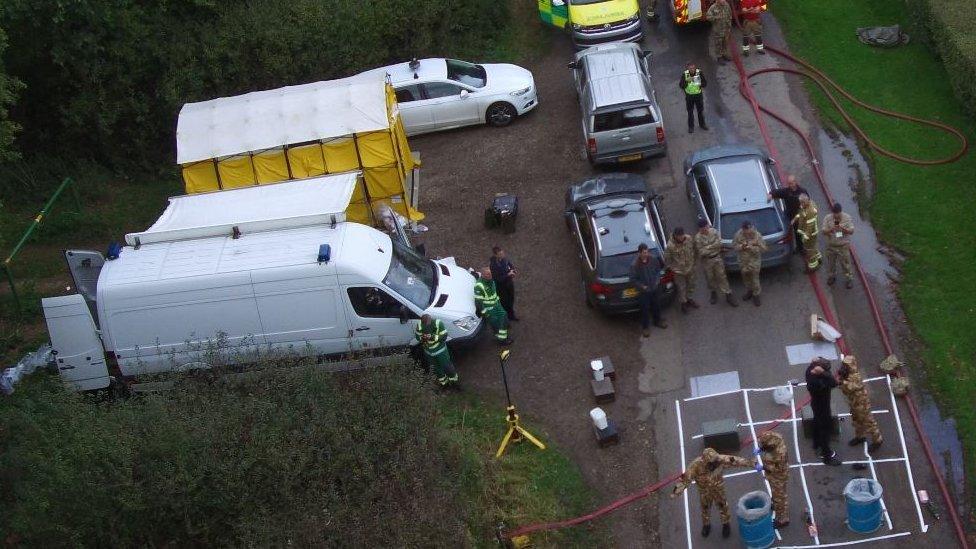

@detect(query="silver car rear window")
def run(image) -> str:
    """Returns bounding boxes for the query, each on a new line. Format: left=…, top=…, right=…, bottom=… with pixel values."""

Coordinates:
left=721, top=208, right=783, bottom=239
left=593, top=106, right=655, bottom=132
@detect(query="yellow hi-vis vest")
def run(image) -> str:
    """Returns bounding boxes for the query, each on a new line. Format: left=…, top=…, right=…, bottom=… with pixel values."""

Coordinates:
left=684, top=70, right=703, bottom=95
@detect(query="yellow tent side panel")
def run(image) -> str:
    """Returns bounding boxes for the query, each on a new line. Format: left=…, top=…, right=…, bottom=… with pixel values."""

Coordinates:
left=345, top=203, right=373, bottom=225
left=287, top=144, right=327, bottom=179
left=182, top=161, right=220, bottom=193
left=253, top=149, right=290, bottom=184
left=217, top=155, right=257, bottom=189
left=364, top=166, right=404, bottom=201
left=322, top=138, right=360, bottom=173
left=392, top=115, right=416, bottom=172
left=356, top=131, right=396, bottom=168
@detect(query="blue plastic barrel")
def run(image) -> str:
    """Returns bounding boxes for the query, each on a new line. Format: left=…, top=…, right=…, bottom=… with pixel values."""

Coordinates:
left=736, top=491, right=775, bottom=548
left=845, top=478, right=884, bottom=533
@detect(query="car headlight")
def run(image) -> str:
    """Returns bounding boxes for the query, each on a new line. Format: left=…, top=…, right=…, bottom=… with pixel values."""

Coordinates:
left=453, top=316, right=478, bottom=331
left=510, top=86, right=531, bottom=97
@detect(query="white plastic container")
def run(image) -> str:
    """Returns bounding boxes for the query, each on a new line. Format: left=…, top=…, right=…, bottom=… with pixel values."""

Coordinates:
left=590, top=407, right=609, bottom=430
left=591, top=359, right=605, bottom=381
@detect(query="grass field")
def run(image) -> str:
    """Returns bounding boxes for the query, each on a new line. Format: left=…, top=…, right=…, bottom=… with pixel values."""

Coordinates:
left=772, top=0, right=976, bottom=501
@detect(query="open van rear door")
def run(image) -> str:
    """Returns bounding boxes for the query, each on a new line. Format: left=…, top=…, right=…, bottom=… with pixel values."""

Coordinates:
left=42, top=294, right=110, bottom=391
left=64, top=250, right=104, bottom=322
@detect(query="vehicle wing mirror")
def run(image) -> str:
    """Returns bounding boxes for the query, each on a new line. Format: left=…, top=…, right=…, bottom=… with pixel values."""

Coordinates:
left=460, top=89, right=469, bottom=99
left=567, top=61, right=578, bottom=70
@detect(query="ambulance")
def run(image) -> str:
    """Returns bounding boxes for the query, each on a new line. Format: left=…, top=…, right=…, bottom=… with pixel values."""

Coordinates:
left=538, top=0, right=643, bottom=49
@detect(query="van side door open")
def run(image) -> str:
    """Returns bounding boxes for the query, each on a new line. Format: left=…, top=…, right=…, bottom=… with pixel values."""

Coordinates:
left=64, top=249, right=105, bottom=321
left=343, top=286, right=418, bottom=351
left=42, top=294, right=111, bottom=391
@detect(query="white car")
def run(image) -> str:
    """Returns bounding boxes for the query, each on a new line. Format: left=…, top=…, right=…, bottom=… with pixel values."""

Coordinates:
left=360, top=58, right=538, bottom=136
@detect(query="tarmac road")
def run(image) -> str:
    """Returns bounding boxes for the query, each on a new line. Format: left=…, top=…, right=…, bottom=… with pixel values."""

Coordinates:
left=410, top=9, right=964, bottom=548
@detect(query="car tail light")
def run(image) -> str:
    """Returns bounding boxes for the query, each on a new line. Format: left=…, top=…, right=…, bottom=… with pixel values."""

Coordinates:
left=660, top=269, right=675, bottom=285
left=589, top=282, right=612, bottom=296
left=656, top=127, right=665, bottom=143
left=587, top=138, right=597, bottom=155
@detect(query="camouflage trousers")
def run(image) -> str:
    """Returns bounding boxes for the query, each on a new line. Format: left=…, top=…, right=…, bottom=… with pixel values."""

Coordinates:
left=767, top=474, right=789, bottom=521
left=702, top=256, right=731, bottom=294
left=826, top=244, right=853, bottom=281
left=675, top=271, right=697, bottom=303
left=741, top=266, right=762, bottom=296
left=700, top=486, right=732, bottom=524
left=710, top=26, right=732, bottom=59
left=851, top=406, right=884, bottom=444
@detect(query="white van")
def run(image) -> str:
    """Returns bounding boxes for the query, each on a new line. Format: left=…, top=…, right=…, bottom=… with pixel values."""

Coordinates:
left=43, top=174, right=483, bottom=391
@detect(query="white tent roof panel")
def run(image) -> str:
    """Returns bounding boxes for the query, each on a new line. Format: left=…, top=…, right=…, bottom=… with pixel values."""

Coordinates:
left=176, top=73, right=390, bottom=164
left=126, top=172, right=360, bottom=246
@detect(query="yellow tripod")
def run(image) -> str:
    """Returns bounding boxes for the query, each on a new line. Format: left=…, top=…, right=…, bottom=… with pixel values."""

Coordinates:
left=495, top=350, right=546, bottom=459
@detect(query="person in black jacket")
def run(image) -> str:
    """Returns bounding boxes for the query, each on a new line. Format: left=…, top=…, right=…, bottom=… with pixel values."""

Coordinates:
left=630, top=243, right=668, bottom=337
left=679, top=62, right=708, bottom=133
left=489, top=246, right=518, bottom=321
left=768, top=174, right=808, bottom=254
left=805, top=358, right=842, bottom=466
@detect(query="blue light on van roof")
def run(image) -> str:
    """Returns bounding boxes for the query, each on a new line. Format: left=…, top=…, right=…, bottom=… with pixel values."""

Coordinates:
left=317, top=244, right=331, bottom=264
left=106, top=242, right=122, bottom=260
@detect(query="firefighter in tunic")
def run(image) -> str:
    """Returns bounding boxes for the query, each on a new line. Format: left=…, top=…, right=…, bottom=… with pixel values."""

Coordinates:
left=415, top=314, right=458, bottom=387
left=671, top=447, right=756, bottom=538
left=838, top=355, right=884, bottom=451
left=758, top=431, right=791, bottom=528
left=792, top=194, right=822, bottom=273
left=475, top=268, right=512, bottom=345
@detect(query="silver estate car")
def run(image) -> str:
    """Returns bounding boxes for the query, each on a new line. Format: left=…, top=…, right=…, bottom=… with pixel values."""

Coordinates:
left=569, top=42, right=667, bottom=165
left=684, top=145, right=794, bottom=271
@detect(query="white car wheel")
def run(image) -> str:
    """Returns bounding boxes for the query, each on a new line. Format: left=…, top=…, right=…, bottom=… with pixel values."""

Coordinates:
left=486, top=102, right=517, bottom=127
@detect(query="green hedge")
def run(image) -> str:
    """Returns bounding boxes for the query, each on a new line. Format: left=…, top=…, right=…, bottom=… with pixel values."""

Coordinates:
left=906, top=0, right=976, bottom=118
left=0, top=366, right=471, bottom=546
left=0, top=1, right=509, bottom=167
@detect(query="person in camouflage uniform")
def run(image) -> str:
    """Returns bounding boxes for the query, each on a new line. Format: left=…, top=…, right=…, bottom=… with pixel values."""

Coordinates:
left=758, top=431, right=790, bottom=528
left=665, top=227, right=699, bottom=313
left=838, top=355, right=884, bottom=452
left=821, top=202, right=855, bottom=288
left=671, top=447, right=756, bottom=538
left=694, top=219, right=737, bottom=306
left=705, top=0, right=733, bottom=63
left=733, top=220, right=767, bottom=306
left=793, top=194, right=822, bottom=273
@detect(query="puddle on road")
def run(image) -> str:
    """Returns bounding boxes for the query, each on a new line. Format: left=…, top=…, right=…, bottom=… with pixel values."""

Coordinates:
left=817, top=129, right=967, bottom=505
left=815, top=130, right=896, bottom=283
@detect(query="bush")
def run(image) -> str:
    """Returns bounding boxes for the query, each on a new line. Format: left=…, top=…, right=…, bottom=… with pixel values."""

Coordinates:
left=0, top=1, right=510, bottom=167
left=906, top=0, right=976, bottom=118
left=0, top=17, right=24, bottom=162
left=0, top=365, right=470, bottom=546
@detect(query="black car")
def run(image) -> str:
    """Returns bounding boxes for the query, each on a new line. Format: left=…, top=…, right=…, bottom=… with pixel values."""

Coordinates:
left=564, top=173, right=675, bottom=313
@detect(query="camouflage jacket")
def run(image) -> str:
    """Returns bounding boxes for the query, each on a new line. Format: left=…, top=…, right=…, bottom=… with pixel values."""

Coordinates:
left=706, top=0, right=732, bottom=27
left=694, top=227, right=723, bottom=260
left=732, top=228, right=767, bottom=270
left=759, top=432, right=789, bottom=480
left=673, top=452, right=754, bottom=495
left=665, top=236, right=697, bottom=274
left=822, top=212, right=854, bottom=247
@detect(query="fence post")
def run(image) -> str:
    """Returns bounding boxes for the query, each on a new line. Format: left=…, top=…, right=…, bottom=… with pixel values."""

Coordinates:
left=2, top=264, right=19, bottom=312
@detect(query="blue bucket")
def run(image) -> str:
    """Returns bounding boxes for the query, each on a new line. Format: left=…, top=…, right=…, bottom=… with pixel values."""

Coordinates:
left=844, top=478, right=884, bottom=533
left=736, top=491, right=775, bottom=549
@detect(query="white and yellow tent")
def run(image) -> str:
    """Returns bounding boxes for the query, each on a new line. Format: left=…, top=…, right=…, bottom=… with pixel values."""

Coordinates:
left=176, top=73, right=421, bottom=225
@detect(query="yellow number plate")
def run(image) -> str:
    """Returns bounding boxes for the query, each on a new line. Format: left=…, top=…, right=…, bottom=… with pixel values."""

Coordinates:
left=618, top=154, right=642, bottom=162
left=622, top=287, right=639, bottom=298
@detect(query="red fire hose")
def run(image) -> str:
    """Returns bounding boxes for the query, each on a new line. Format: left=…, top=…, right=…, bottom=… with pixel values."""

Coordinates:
left=502, top=15, right=970, bottom=545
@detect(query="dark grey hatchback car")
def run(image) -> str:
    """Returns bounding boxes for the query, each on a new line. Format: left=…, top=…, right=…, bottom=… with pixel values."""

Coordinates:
left=565, top=173, right=675, bottom=313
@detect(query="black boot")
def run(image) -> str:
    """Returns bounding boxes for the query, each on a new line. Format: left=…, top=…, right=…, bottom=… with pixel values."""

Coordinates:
left=710, top=291, right=718, bottom=304
left=726, top=293, right=738, bottom=307
left=701, top=523, right=711, bottom=537
left=848, top=437, right=866, bottom=447
left=722, top=523, right=731, bottom=538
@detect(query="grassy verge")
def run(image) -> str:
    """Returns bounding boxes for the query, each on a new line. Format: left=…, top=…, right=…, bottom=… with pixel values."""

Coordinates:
left=772, top=0, right=976, bottom=501
left=440, top=393, right=603, bottom=547
left=0, top=365, right=598, bottom=546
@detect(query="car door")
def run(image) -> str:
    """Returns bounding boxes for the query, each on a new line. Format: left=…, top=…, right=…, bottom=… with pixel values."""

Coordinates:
left=571, top=208, right=598, bottom=284
left=421, top=81, right=481, bottom=129
left=342, top=286, right=419, bottom=352
left=393, top=83, right=433, bottom=135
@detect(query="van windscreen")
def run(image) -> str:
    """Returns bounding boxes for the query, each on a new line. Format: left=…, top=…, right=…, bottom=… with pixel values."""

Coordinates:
left=593, top=106, right=655, bottom=132
left=384, top=240, right=436, bottom=309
